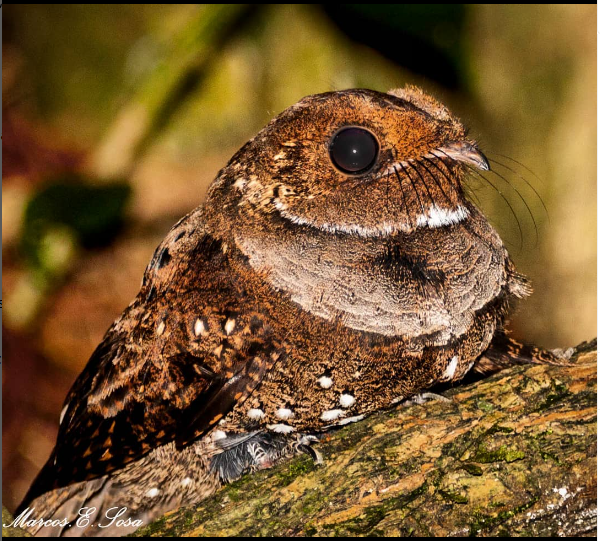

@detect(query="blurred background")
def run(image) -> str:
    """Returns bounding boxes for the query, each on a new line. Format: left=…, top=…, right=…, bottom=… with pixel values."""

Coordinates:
left=2, top=4, right=596, bottom=510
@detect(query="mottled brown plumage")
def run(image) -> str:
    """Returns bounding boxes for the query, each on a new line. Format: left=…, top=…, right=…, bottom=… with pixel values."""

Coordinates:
left=19, top=86, right=561, bottom=536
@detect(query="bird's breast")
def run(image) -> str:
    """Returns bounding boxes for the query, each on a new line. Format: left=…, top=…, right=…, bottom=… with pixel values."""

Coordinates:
left=236, top=204, right=509, bottom=344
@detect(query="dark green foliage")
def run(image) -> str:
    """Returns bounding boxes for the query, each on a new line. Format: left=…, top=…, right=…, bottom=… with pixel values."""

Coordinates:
left=322, top=4, right=468, bottom=89
left=21, top=178, right=131, bottom=271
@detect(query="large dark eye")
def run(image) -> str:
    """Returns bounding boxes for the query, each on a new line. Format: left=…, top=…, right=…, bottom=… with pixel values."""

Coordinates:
left=329, top=127, right=379, bottom=174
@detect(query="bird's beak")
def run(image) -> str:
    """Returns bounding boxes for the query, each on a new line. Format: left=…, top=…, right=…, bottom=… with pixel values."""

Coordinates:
left=435, top=142, right=490, bottom=171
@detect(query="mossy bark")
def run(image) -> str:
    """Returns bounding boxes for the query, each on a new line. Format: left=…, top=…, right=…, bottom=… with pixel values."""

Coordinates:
left=2, top=508, right=31, bottom=537
left=134, top=340, right=597, bottom=537
left=3, top=340, right=596, bottom=537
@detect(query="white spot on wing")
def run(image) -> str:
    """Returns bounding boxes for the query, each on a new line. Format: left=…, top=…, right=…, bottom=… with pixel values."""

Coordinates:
left=213, top=430, right=227, bottom=441
left=339, top=393, right=356, bottom=408
left=181, top=477, right=193, bottom=487
left=194, top=318, right=206, bottom=337
left=157, top=320, right=166, bottom=335
left=317, top=376, right=333, bottom=389
left=441, top=356, right=459, bottom=381
left=321, top=409, right=344, bottom=421
left=276, top=407, right=294, bottom=420
left=247, top=408, right=265, bottom=420
left=146, top=488, right=160, bottom=498
left=267, top=423, right=296, bottom=433
left=224, top=317, right=236, bottom=335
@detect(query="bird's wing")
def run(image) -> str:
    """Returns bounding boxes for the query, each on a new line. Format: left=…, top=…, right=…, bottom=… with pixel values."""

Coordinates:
left=474, top=329, right=569, bottom=375
left=20, top=228, right=280, bottom=507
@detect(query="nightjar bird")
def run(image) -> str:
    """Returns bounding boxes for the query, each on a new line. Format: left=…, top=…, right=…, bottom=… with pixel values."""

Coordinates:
left=18, top=86, right=562, bottom=536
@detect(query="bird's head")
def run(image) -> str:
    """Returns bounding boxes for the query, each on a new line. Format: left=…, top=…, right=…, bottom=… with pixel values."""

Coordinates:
left=207, top=86, right=489, bottom=238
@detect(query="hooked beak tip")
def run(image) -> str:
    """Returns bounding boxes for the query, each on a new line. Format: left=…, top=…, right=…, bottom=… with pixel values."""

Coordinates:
left=479, top=154, right=490, bottom=171
left=438, top=142, right=490, bottom=171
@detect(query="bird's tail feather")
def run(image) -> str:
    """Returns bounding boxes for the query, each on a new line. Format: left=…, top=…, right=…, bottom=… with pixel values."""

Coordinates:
left=474, top=329, right=574, bottom=375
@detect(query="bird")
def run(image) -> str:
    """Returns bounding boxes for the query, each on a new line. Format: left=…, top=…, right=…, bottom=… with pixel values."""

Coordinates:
left=17, top=85, right=563, bottom=536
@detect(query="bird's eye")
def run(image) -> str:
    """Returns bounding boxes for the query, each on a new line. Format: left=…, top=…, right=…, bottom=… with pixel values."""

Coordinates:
left=329, top=127, right=379, bottom=174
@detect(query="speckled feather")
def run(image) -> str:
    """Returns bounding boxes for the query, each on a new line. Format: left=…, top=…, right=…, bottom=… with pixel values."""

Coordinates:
left=19, top=86, right=558, bottom=537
